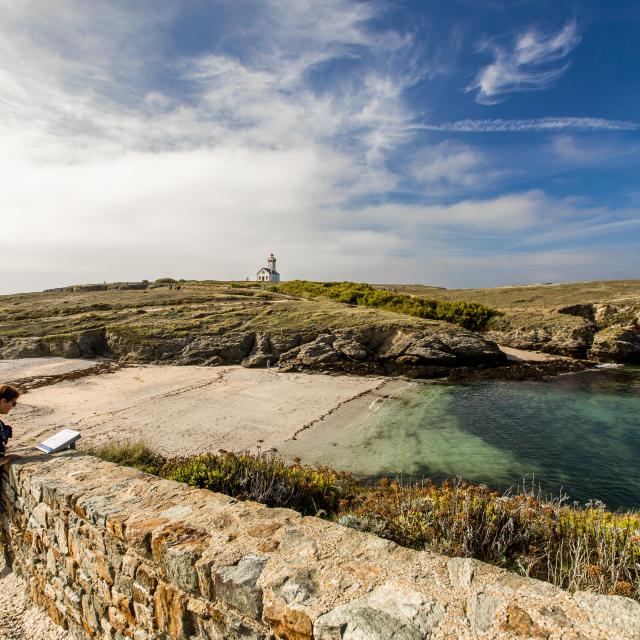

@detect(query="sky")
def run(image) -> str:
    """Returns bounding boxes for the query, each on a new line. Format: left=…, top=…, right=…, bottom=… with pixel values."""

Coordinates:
left=1, top=0, right=639, bottom=293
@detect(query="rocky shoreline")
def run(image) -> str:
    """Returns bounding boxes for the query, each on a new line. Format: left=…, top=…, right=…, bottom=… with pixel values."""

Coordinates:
left=0, top=324, right=510, bottom=379
left=0, top=319, right=631, bottom=384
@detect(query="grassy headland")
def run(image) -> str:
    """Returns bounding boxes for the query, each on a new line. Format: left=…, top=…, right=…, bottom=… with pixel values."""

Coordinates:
left=0, top=280, right=451, bottom=342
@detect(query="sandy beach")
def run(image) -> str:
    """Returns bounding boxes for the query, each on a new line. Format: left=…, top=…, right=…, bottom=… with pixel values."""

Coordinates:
left=498, top=345, right=554, bottom=362
left=4, top=362, right=395, bottom=457
left=0, top=357, right=101, bottom=381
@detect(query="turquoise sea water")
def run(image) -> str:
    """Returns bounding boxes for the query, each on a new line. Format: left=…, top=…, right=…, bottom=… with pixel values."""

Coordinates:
left=300, top=367, right=640, bottom=509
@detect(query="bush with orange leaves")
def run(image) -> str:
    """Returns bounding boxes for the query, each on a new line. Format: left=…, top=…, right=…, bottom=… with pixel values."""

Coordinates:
left=338, top=477, right=639, bottom=600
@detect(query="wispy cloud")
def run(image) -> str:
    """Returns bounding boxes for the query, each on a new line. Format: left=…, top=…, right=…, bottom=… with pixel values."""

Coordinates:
left=467, top=21, right=581, bottom=104
left=423, top=117, right=640, bottom=132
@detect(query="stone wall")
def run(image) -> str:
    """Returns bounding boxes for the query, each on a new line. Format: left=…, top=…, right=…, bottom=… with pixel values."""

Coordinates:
left=1, top=451, right=638, bottom=640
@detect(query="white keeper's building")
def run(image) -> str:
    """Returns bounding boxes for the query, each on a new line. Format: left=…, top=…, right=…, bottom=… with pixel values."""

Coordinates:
left=256, top=253, right=281, bottom=283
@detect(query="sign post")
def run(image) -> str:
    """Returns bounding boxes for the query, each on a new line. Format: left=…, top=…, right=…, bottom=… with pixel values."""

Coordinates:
left=35, top=429, right=81, bottom=454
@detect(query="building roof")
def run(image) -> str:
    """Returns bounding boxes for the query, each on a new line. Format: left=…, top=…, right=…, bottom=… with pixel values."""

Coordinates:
left=257, top=267, right=280, bottom=275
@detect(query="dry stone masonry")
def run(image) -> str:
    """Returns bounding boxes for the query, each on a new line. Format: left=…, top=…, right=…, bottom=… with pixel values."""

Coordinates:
left=1, top=451, right=638, bottom=639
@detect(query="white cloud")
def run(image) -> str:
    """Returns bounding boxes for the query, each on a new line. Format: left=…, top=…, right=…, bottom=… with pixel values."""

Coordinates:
left=350, top=191, right=546, bottom=233
left=467, top=21, right=581, bottom=104
left=411, top=141, right=485, bottom=190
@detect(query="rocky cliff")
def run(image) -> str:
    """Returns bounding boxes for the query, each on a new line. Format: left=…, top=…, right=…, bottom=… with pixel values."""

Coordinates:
left=0, top=323, right=506, bottom=378
left=487, top=301, right=640, bottom=363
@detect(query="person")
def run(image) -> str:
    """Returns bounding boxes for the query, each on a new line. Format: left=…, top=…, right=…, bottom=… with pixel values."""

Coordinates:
left=0, top=384, right=19, bottom=465
left=0, top=384, right=19, bottom=568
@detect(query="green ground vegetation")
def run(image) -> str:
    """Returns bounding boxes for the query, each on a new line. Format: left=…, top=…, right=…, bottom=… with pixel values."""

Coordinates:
left=379, top=280, right=640, bottom=335
left=274, top=280, right=498, bottom=330
left=0, top=280, right=473, bottom=344
left=91, top=443, right=639, bottom=601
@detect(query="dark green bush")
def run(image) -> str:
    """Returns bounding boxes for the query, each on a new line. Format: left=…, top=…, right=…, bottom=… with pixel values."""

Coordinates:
left=273, top=281, right=498, bottom=330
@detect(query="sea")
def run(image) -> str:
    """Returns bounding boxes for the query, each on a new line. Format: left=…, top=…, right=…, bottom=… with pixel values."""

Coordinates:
left=289, top=366, right=640, bottom=510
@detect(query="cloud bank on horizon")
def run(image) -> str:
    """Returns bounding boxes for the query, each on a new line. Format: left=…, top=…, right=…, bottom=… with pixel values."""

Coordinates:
left=1, top=0, right=639, bottom=293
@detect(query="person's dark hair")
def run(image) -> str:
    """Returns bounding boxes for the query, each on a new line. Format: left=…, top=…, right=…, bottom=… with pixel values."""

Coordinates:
left=0, top=385, right=19, bottom=402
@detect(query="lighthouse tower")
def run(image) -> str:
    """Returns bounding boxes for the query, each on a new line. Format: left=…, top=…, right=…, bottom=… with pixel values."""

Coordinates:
left=256, top=253, right=281, bottom=283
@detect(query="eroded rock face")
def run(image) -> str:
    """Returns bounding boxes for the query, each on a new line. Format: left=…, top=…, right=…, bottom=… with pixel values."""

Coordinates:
left=488, top=324, right=595, bottom=359
left=0, top=330, right=106, bottom=360
left=277, top=327, right=505, bottom=376
left=588, top=325, right=640, bottom=363
left=1, top=322, right=507, bottom=377
left=489, top=301, right=640, bottom=363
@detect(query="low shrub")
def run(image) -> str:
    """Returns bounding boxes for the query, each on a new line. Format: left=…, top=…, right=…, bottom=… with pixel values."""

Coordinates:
left=341, top=477, right=640, bottom=599
left=273, top=281, right=498, bottom=330
left=90, top=441, right=164, bottom=475
left=87, top=443, right=356, bottom=516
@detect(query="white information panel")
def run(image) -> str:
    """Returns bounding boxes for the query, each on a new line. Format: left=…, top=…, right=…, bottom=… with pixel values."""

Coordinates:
left=35, top=429, right=81, bottom=454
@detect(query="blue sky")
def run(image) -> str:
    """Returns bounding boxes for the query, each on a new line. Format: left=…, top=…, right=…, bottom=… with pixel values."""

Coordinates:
left=1, top=0, right=639, bottom=293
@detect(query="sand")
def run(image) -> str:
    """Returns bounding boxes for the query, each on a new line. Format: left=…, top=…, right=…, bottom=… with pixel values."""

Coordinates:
left=499, top=345, right=554, bottom=362
left=0, top=357, right=100, bottom=381
left=5, top=364, right=389, bottom=456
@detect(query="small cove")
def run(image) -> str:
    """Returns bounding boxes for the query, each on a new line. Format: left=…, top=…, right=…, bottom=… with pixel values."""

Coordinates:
left=283, top=366, right=640, bottom=510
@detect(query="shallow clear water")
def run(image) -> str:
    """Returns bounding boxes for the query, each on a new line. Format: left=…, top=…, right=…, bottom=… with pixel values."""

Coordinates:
left=301, top=367, right=640, bottom=509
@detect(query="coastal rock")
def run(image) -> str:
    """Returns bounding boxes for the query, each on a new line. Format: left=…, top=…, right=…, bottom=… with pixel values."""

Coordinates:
left=274, top=326, right=505, bottom=375
left=0, top=337, right=48, bottom=359
left=488, top=324, right=595, bottom=359
left=588, top=325, right=640, bottom=362
left=333, top=337, right=369, bottom=361
left=3, top=314, right=507, bottom=377
left=558, top=304, right=595, bottom=321
left=0, top=330, right=107, bottom=360
left=242, top=333, right=275, bottom=368
left=45, top=329, right=107, bottom=359
left=593, top=303, right=640, bottom=328
left=176, top=332, right=255, bottom=365
left=437, top=329, right=505, bottom=363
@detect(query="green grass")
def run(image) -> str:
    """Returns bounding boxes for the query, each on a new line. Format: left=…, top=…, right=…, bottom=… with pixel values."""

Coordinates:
left=90, top=442, right=640, bottom=601
left=274, top=281, right=499, bottom=330
left=0, top=281, right=458, bottom=344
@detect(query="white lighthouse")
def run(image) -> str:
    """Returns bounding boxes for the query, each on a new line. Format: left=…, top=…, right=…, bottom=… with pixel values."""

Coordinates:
left=256, top=253, right=281, bottom=283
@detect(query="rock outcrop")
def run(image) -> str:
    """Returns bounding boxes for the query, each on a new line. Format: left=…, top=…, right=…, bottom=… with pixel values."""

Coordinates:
left=488, top=301, right=640, bottom=363
left=0, top=324, right=507, bottom=378
left=588, top=325, right=640, bottom=363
